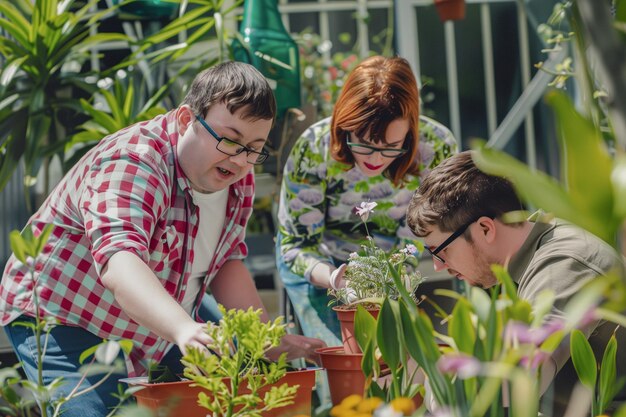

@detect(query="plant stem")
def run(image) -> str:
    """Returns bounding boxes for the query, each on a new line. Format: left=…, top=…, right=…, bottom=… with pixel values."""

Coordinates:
left=32, top=278, right=49, bottom=417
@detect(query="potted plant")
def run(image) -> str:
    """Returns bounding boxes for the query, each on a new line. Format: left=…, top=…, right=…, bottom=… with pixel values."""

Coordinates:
left=433, top=0, right=466, bottom=22
left=0, top=0, right=131, bottom=209
left=315, top=202, right=424, bottom=404
left=328, top=202, right=424, bottom=354
left=126, top=305, right=317, bottom=417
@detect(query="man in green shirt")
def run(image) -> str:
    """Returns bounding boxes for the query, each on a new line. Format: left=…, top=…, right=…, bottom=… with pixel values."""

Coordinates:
left=406, top=150, right=625, bottom=416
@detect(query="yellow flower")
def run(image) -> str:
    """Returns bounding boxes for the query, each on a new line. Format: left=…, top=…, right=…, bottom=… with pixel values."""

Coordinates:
left=389, top=397, right=415, bottom=415
left=329, top=409, right=365, bottom=417
left=356, top=397, right=384, bottom=413
left=340, top=394, right=364, bottom=409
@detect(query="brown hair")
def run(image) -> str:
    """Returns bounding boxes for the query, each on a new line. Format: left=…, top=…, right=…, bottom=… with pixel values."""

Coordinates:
left=182, top=61, right=276, bottom=122
left=330, top=56, right=420, bottom=185
left=406, top=151, right=524, bottom=236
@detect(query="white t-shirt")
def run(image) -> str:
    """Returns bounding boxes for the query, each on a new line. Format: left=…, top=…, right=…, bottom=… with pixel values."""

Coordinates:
left=180, top=188, right=228, bottom=314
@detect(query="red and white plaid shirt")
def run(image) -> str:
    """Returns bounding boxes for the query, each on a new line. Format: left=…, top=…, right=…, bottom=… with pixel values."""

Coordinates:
left=0, top=110, right=254, bottom=376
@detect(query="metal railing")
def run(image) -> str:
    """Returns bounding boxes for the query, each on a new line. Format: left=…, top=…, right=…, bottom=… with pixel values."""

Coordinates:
left=0, top=164, right=29, bottom=265
left=394, top=0, right=557, bottom=171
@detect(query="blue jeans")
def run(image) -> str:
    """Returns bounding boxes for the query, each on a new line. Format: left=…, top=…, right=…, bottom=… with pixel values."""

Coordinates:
left=3, top=294, right=222, bottom=417
left=275, top=233, right=341, bottom=347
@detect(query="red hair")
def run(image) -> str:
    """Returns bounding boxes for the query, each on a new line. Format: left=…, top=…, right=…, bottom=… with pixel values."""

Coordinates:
left=330, top=56, right=421, bottom=186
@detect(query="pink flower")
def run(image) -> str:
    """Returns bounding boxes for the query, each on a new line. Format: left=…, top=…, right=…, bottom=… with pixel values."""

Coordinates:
left=504, top=320, right=564, bottom=346
left=576, top=308, right=599, bottom=329
left=437, top=353, right=481, bottom=379
left=341, top=54, right=358, bottom=70
left=402, top=244, right=418, bottom=255
left=355, top=201, right=377, bottom=222
left=520, top=350, right=551, bottom=370
left=328, top=66, right=338, bottom=81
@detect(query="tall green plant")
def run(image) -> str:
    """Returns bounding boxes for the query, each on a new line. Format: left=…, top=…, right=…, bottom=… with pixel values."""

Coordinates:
left=62, top=70, right=178, bottom=170
left=0, top=0, right=129, bottom=206
left=4, top=225, right=136, bottom=417
left=356, top=263, right=625, bottom=417
left=123, top=0, right=244, bottom=72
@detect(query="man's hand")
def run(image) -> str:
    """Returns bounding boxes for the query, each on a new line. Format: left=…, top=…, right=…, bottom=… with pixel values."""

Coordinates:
left=266, top=334, right=327, bottom=366
left=174, top=321, right=213, bottom=356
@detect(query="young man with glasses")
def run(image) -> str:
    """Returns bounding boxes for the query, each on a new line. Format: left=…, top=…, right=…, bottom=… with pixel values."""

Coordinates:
left=406, top=150, right=625, bottom=416
left=275, top=55, right=457, bottom=348
left=0, top=61, right=325, bottom=417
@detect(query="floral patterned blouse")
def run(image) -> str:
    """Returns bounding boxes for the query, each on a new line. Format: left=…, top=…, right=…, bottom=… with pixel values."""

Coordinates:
left=277, top=116, right=457, bottom=280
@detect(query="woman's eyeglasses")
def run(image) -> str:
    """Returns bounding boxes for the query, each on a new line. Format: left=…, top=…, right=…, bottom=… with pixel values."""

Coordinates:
left=346, top=134, right=407, bottom=158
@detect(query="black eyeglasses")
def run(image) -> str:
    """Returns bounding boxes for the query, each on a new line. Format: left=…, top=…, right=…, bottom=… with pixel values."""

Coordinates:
left=195, top=115, right=269, bottom=165
left=425, top=218, right=480, bottom=264
left=346, top=135, right=407, bottom=158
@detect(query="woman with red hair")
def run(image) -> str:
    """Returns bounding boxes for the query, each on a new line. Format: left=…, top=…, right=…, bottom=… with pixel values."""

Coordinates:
left=276, top=56, right=456, bottom=346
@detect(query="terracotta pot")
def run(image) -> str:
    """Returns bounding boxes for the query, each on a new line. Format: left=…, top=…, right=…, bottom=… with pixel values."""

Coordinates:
left=434, top=0, right=466, bottom=21
left=125, top=368, right=317, bottom=417
left=317, top=347, right=425, bottom=408
left=316, top=346, right=365, bottom=405
left=333, top=306, right=380, bottom=354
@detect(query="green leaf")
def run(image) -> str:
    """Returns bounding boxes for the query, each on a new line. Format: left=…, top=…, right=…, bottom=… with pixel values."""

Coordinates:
left=449, top=298, right=476, bottom=354
left=540, top=330, right=565, bottom=353
left=0, top=56, right=28, bottom=88
left=354, top=304, right=377, bottom=353
left=472, top=142, right=615, bottom=244
left=376, top=299, right=401, bottom=370
left=546, top=91, right=613, bottom=216
left=611, top=154, right=626, bottom=219
left=598, top=334, right=618, bottom=412
left=511, top=371, right=539, bottom=417
left=79, top=343, right=100, bottom=364
left=570, top=329, right=597, bottom=389
left=9, top=230, right=27, bottom=263
left=34, top=224, right=53, bottom=258
left=491, top=264, right=518, bottom=302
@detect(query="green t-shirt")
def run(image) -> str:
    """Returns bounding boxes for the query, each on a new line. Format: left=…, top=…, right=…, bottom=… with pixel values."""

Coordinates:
left=508, top=214, right=626, bottom=415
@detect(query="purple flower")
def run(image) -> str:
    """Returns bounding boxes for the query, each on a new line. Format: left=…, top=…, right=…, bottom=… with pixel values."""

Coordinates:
left=297, top=189, right=324, bottom=205
left=364, top=183, right=393, bottom=200
left=437, top=353, right=481, bottom=379
left=396, top=225, right=418, bottom=240
left=576, top=307, right=599, bottom=329
left=388, top=205, right=407, bottom=220
left=393, top=190, right=413, bottom=206
left=289, top=198, right=305, bottom=211
left=504, top=320, right=564, bottom=346
left=402, top=244, right=418, bottom=255
left=345, top=168, right=367, bottom=182
left=327, top=205, right=346, bottom=220
left=340, top=191, right=362, bottom=206
left=298, top=209, right=324, bottom=226
left=519, top=350, right=551, bottom=370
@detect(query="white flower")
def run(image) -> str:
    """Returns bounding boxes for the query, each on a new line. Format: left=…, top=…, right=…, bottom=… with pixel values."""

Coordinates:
left=355, top=201, right=377, bottom=222
left=374, top=404, right=403, bottom=417
left=95, top=340, right=122, bottom=365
